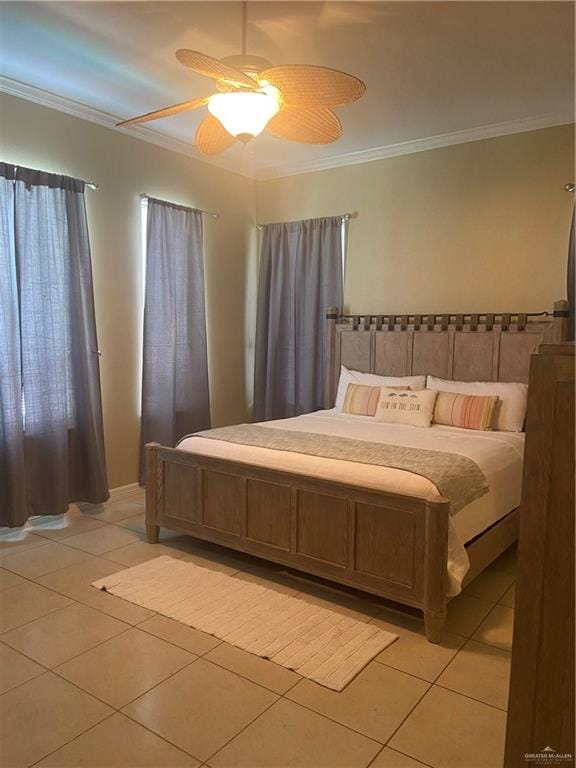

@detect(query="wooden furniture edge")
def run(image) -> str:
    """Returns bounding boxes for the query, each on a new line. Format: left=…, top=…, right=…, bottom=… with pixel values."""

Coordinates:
left=505, top=343, right=575, bottom=765
left=145, top=442, right=161, bottom=544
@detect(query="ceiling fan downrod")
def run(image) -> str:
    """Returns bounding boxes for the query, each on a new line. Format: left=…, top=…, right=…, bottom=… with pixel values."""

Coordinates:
left=220, top=1, right=273, bottom=78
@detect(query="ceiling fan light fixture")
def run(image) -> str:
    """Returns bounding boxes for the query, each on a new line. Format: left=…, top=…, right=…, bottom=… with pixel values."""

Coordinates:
left=208, top=85, right=280, bottom=140
left=117, top=3, right=366, bottom=155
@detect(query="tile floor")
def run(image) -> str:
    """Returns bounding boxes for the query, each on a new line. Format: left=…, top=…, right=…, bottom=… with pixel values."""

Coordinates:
left=0, top=488, right=516, bottom=768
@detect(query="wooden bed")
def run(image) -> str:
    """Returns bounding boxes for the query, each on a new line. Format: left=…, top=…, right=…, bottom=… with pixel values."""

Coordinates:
left=145, top=299, right=568, bottom=642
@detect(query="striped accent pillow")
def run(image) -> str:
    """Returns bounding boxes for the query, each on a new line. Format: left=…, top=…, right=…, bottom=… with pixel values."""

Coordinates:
left=342, top=384, right=383, bottom=416
left=342, top=384, right=410, bottom=416
left=433, top=391, right=499, bottom=431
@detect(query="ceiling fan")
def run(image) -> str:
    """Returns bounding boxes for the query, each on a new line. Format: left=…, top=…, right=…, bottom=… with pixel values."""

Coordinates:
left=116, top=2, right=366, bottom=156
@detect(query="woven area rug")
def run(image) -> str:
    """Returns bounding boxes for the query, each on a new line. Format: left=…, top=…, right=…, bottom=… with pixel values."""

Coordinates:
left=92, top=555, right=398, bottom=691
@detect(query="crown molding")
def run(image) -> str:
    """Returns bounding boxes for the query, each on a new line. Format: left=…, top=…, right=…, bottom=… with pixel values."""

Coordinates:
left=1, top=75, right=572, bottom=183
left=0, top=75, right=252, bottom=179
left=255, top=112, right=574, bottom=181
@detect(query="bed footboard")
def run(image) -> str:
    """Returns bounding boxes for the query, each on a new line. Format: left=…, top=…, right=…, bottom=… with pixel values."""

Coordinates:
left=145, top=442, right=451, bottom=642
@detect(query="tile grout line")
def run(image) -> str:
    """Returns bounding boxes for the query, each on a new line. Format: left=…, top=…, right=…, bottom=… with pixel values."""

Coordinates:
left=464, top=635, right=512, bottom=654
left=200, top=689, right=286, bottom=766
left=377, top=678, right=435, bottom=754
left=367, top=616, right=478, bottom=690
left=118, top=655, right=271, bottom=765
left=371, top=631, right=489, bottom=690
left=0, top=596, right=78, bottom=636
left=26, top=654, right=203, bottom=766
left=367, top=743, right=436, bottom=768
left=1, top=553, right=110, bottom=583
left=81, top=654, right=200, bottom=712
left=374, top=644, right=511, bottom=763
left=0, top=542, right=51, bottom=561
left=26, top=711, right=119, bottom=768
left=0, top=499, right=144, bottom=549
left=202, top=651, right=302, bottom=696
left=1, top=622, right=135, bottom=682
left=0, top=528, right=149, bottom=580
left=0, top=566, right=145, bottom=634
left=28, top=519, right=109, bottom=542
left=270, top=689, right=416, bottom=751
left=432, top=680, right=508, bottom=713
left=386, top=626, right=511, bottom=691
left=0, top=638, right=45, bottom=694
left=54, top=533, right=148, bottom=557
left=372, top=654, right=460, bottom=687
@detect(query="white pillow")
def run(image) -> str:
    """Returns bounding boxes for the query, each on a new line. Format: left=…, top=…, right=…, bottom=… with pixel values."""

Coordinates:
left=426, top=376, right=528, bottom=432
left=334, top=366, right=426, bottom=411
left=374, top=388, right=438, bottom=428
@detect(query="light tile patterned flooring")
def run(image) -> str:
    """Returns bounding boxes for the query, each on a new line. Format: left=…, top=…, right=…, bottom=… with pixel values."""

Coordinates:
left=0, top=488, right=517, bottom=768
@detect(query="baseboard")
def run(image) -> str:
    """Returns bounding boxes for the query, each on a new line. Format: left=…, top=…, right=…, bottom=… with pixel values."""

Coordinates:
left=108, top=482, right=142, bottom=501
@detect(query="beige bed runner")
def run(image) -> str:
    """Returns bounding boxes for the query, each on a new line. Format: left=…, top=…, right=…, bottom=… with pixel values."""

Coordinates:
left=190, top=424, right=489, bottom=513
left=93, top=556, right=398, bottom=691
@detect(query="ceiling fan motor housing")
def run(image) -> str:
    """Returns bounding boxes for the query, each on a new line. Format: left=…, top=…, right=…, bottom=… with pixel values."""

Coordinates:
left=220, top=54, right=273, bottom=77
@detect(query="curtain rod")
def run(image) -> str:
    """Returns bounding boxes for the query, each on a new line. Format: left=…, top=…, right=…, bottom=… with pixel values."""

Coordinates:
left=337, top=310, right=552, bottom=320
left=5, top=164, right=99, bottom=189
left=140, top=193, right=219, bottom=218
left=256, top=213, right=353, bottom=231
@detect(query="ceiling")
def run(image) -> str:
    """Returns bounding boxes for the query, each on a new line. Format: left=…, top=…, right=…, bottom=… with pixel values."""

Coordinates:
left=0, top=1, right=574, bottom=179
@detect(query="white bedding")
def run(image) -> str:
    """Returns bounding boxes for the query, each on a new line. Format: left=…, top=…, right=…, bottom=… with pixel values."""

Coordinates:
left=178, top=411, right=524, bottom=596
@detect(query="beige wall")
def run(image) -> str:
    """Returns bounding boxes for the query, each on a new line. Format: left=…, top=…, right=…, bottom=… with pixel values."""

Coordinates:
left=0, top=92, right=257, bottom=489
left=1, top=93, right=573, bottom=489
left=256, top=125, right=574, bottom=314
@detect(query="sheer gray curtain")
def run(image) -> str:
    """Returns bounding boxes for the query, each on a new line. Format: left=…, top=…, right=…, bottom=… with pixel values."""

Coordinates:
left=254, top=216, right=343, bottom=421
left=139, top=198, right=210, bottom=483
left=0, top=163, right=108, bottom=527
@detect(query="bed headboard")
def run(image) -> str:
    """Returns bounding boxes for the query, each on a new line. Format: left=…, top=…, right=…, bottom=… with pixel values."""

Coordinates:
left=324, top=299, right=569, bottom=408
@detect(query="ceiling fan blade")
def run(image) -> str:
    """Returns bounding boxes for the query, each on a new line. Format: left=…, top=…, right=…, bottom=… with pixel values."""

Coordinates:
left=260, top=65, right=365, bottom=107
left=266, top=106, right=342, bottom=144
left=176, top=49, right=256, bottom=89
left=116, top=97, right=209, bottom=128
left=196, top=115, right=237, bottom=155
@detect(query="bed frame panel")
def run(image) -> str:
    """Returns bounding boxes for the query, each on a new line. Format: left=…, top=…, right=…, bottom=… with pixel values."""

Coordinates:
left=146, top=300, right=568, bottom=642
